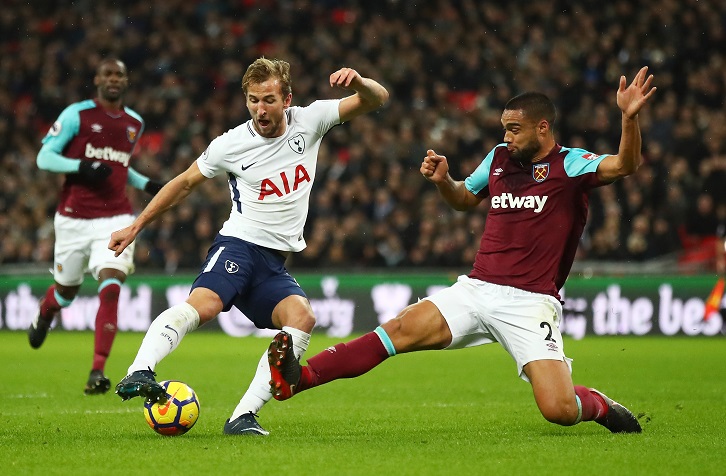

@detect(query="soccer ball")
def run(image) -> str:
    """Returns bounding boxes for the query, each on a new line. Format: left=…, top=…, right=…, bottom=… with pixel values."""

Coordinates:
left=143, top=380, right=200, bottom=436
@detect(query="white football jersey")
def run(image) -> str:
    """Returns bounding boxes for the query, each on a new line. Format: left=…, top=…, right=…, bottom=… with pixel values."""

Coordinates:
left=196, top=99, right=341, bottom=252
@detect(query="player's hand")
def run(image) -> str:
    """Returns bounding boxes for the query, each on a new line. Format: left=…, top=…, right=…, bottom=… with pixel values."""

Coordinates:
left=143, top=180, right=165, bottom=196
left=330, top=67, right=363, bottom=90
left=78, top=160, right=112, bottom=183
left=617, top=66, right=656, bottom=119
left=109, top=226, right=137, bottom=257
left=421, top=149, right=449, bottom=183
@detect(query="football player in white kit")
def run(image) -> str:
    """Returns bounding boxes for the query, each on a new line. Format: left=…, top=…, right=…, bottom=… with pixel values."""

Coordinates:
left=109, top=57, right=388, bottom=435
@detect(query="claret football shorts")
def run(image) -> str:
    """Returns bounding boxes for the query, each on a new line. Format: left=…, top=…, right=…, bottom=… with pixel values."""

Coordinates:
left=53, top=213, right=136, bottom=285
left=424, top=275, right=572, bottom=382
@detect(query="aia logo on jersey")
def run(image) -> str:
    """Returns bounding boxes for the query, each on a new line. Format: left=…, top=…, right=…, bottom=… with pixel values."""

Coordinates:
left=288, top=133, right=305, bottom=154
left=582, top=153, right=600, bottom=160
left=533, top=163, right=549, bottom=183
left=258, top=165, right=312, bottom=200
left=126, top=126, right=138, bottom=143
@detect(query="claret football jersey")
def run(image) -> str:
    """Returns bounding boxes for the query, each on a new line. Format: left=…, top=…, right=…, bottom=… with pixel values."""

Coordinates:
left=42, top=99, right=144, bottom=219
left=196, top=99, right=341, bottom=252
left=464, top=144, right=608, bottom=299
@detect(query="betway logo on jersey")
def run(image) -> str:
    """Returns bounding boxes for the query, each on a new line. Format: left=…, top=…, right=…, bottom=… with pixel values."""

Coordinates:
left=85, top=143, right=130, bottom=166
left=491, top=193, right=548, bottom=213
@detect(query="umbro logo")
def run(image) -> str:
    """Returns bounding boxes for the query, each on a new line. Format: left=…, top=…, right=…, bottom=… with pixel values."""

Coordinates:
left=91, top=123, right=103, bottom=133
left=493, top=168, right=503, bottom=176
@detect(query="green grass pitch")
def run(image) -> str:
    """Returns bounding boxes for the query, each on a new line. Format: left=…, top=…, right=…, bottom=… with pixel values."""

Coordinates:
left=2, top=330, right=725, bottom=475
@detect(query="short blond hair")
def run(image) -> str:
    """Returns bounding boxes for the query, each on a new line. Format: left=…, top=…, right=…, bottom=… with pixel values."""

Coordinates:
left=242, top=58, right=292, bottom=97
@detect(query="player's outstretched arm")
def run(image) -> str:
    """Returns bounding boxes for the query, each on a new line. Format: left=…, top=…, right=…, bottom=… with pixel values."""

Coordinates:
left=109, top=161, right=207, bottom=257
left=421, top=149, right=482, bottom=211
left=597, top=66, right=657, bottom=183
left=333, top=67, right=389, bottom=123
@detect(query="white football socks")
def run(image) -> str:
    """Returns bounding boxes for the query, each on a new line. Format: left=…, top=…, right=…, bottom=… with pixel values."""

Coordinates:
left=128, top=302, right=200, bottom=374
left=229, top=326, right=311, bottom=421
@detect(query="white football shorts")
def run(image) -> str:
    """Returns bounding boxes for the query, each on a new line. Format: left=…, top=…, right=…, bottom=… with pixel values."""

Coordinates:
left=424, top=275, right=572, bottom=382
left=53, top=213, right=136, bottom=285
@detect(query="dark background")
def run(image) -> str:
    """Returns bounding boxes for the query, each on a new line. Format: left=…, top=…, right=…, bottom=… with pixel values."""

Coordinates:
left=1, top=0, right=724, bottom=274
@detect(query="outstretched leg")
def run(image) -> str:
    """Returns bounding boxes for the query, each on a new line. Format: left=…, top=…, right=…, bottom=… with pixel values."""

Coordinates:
left=269, top=328, right=393, bottom=400
left=269, top=300, right=452, bottom=400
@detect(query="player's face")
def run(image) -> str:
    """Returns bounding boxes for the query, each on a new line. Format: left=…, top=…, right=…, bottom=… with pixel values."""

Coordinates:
left=94, top=61, right=128, bottom=102
left=246, top=78, right=292, bottom=138
left=501, top=109, right=543, bottom=164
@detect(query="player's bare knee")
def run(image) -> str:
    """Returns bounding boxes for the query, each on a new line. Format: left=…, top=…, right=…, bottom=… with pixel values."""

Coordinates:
left=538, top=398, right=579, bottom=426
left=184, top=300, right=219, bottom=324
left=186, top=288, right=223, bottom=323
left=384, top=303, right=449, bottom=352
left=281, top=310, right=315, bottom=332
left=273, top=296, right=316, bottom=332
left=380, top=316, right=409, bottom=349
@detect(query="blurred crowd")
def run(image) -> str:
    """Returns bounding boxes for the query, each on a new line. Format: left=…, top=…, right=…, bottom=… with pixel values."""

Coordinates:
left=1, top=0, right=725, bottom=273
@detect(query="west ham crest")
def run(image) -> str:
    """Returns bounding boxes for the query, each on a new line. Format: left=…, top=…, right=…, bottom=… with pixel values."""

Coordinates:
left=127, top=126, right=138, bottom=143
left=288, top=133, right=305, bottom=154
left=533, top=163, right=549, bottom=183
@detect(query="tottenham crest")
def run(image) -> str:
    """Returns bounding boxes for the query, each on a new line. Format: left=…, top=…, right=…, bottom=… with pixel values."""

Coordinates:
left=288, top=133, right=305, bottom=154
left=225, top=260, right=239, bottom=274
left=533, top=163, right=550, bottom=183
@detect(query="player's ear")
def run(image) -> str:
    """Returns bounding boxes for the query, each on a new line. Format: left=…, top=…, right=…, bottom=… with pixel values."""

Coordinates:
left=538, top=119, right=550, bottom=135
left=283, top=92, right=292, bottom=109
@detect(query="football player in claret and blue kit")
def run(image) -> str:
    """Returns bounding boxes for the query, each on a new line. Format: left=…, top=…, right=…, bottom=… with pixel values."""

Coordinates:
left=268, top=67, right=657, bottom=434
left=28, top=58, right=164, bottom=395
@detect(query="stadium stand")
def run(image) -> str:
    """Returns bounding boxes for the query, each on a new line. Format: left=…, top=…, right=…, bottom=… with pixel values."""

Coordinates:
left=1, top=0, right=724, bottom=273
